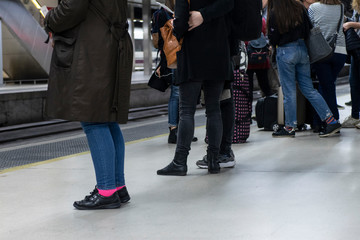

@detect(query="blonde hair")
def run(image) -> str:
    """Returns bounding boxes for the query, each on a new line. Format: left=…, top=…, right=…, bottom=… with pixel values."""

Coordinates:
left=353, top=0, right=360, bottom=12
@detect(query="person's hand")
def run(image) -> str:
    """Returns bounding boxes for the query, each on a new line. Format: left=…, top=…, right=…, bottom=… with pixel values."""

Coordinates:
left=343, top=22, right=352, bottom=32
left=188, top=11, right=203, bottom=31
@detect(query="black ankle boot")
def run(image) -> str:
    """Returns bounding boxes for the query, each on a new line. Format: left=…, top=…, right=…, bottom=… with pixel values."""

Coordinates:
left=168, top=127, right=177, bottom=144
left=157, top=153, right=187, bottom=176
left=207, top=151, right=220, bottom=174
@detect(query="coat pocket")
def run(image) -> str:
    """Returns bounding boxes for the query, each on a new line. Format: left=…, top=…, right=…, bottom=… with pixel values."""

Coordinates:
left=53, top=35, right=76, bottom=68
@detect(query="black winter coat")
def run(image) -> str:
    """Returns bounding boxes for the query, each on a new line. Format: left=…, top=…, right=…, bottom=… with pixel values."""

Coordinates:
left=173, top=0, right=234, bottom=84
left=45, top=0, right=133, bottom=123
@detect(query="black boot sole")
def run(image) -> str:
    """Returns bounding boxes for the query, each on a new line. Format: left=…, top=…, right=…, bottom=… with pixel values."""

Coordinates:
left=157, top=171, right=187, bottom=176
left=120, top=196, right=131, bottom=203
left=73, top=202, right=121, bottom=210
left=208, top=169, right=220, bottom=174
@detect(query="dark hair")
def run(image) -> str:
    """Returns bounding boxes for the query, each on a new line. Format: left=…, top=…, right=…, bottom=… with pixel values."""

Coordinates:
left=267, top=0, right=305, bottom=34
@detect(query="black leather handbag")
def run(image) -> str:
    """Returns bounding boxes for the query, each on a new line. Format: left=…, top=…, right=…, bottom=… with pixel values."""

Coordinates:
left=345, top=28, right=360, bottom=52
left=148, top=64, right=172, bottom=92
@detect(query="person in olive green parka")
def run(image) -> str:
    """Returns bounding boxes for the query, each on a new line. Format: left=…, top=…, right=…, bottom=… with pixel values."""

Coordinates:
left=45, top=0, right=133, bottom=210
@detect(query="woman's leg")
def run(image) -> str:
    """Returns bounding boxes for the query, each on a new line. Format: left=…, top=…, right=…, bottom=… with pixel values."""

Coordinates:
left=175, top=81, right=202, bottom=157
left=220, top=90, right=234, bottom=155
left=157, top=81, right=202, bottom=176
left=108, top=123, right=125, bottom=188
left=276, top=47, right=297, bottom=129
left=350, top=56, right=360, bottom=119
left=168, top=76, right=180, bottom=128
left=255, top=69, right=273, bottom=96
left=74, top=122, right=121, bottom=210
left=168, top=83, right=180, bottom=143
left=296, top=62, right=332, bottom=122
left=203, top=81, right=225, bottom=155
left=203, top=80, right=225, bottom=173
left=296, top=42, right=340, bottom=137
left=108, top=123, right=130, bottom=203
left=168, top=84, right=180, bottom=126
left=314, top=54, right=346, bottom=120
left=81, top=122, right=116, bottom=190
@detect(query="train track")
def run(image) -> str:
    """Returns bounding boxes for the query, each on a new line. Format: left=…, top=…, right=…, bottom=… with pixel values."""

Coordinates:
left=0, top=104, right=169, bottom=143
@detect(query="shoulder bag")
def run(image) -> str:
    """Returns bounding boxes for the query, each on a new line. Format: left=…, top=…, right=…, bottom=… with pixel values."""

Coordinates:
left=306, top=4, right=343, bottom=64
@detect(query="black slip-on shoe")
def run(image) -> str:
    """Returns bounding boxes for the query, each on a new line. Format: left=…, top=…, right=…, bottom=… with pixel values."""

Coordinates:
left=117, top=186, right=131, bottom=203
left=73, top=191, right=121, bottom=210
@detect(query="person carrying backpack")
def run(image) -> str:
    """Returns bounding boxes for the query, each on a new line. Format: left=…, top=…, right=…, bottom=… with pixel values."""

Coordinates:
left=151, top=1, right=198, bottom=144
left=246, top=17, right=274, bottom=99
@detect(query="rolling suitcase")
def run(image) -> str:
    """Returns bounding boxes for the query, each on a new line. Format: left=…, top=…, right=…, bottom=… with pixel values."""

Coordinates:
left=232, top=69, right=252, bottom=143
left=255, top=94, right=278, bottom=131
left=277, top=86, right=309, bottom=131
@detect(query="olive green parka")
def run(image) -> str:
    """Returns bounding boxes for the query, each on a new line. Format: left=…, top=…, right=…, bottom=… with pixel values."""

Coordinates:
left=45, top=0, right=133, bottom=123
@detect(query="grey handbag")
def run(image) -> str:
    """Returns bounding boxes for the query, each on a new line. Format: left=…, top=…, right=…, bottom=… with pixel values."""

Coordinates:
left=306, top=4, right=343, bottom=64
left=306, top=26, right=333, bottom=64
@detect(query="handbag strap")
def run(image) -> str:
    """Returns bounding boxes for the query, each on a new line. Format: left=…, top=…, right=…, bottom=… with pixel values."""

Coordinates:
left=335, top=4, right=344, bottom=34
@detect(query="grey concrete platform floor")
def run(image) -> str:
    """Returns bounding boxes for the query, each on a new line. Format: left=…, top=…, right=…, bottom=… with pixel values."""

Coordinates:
left=1, top=93, right=360, bottom=240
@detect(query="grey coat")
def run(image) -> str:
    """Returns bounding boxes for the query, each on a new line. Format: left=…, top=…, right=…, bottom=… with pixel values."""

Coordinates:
left=45, top=0, right=133, bottom=123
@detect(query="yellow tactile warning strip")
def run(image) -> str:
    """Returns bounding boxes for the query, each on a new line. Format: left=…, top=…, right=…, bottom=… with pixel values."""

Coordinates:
left=0, top=126, right=205, bottom=174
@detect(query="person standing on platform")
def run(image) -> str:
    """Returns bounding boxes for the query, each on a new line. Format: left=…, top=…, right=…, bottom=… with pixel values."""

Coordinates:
left=308, top=0, right=347, bottom=131
left=268, top=0, right=342, bottom=138
left=342, top=0, right=360, bottom=128
left=44, top=0, right=132, bottom=210
left=151, top=0, right=198, bottom=144
left=157, top=0, right=234, bottom=175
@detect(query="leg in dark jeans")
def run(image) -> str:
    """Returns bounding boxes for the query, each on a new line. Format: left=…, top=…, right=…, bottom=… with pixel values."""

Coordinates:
left=312, top=53, right=346, bottom=131
left=157, top=80, right=224, bottom=175
left=255, top=69, right=273, bottom=96
left=350, top=56, right=360, bottom=119
left=313, top=53, right=346, bottom=121
left=220, top=92, right=234, bottom=155
left=196, top=85, right=235, bottom=169
left=202, top=81, right=225, bottom=173
left=247, top=69, right=273, bottom=96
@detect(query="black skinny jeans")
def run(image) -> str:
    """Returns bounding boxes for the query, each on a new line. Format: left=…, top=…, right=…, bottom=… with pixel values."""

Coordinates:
left=176, top=80, right=225, bottom=159
left=219, top=90, right=235, bottom=155
left=247, top=69, right=273, bottom=97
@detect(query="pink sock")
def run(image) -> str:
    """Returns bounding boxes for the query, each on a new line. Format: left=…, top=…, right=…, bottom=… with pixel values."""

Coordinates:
left=116, top=186, right=125, bottom=191
left=98, top=188, right=117, bottom=197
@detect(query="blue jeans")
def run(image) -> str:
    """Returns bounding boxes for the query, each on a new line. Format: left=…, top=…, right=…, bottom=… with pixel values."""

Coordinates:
left=313, top=53, right=347, bottom=120
left=81, top=122, right=125, bottom=190
left=168, top=83, right=179, bottom=127
left=176, top=80, right=224, bottom=157
left=276, top=39, right=332, bottom=128
left=349, top=55, right=360, bottom=119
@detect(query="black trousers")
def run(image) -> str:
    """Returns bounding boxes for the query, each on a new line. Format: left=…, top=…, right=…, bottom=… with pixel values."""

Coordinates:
left=176, top=80, right=225, bottom=159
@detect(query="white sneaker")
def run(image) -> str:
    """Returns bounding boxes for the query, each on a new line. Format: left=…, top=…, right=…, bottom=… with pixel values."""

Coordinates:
left=356, top=122, right=360, bottom=129
left=341, top=116, right=360, bottom=128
